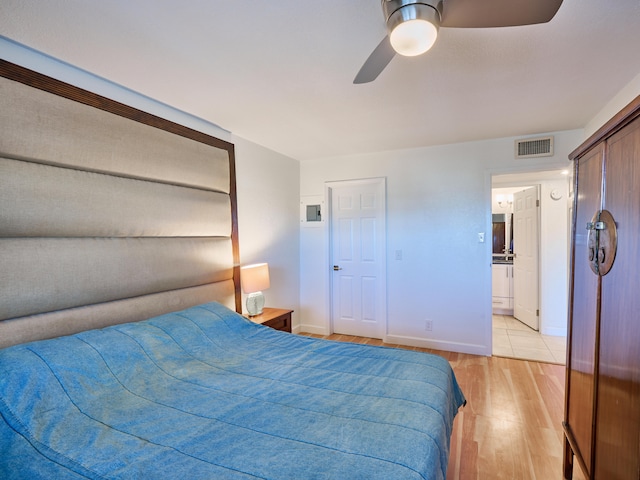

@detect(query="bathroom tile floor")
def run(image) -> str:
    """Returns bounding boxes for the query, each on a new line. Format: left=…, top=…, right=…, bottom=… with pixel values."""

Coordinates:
left=493, top=314, right=567, bottom=365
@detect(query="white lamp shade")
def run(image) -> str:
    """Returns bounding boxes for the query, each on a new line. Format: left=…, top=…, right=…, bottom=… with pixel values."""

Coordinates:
left=390, top=19, right=438, bottom=56
left=240, top=263, right=270, bottom=293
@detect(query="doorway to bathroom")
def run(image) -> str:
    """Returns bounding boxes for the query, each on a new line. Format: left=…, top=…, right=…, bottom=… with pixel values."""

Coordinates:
left=491, top=170, right=570, bottom=364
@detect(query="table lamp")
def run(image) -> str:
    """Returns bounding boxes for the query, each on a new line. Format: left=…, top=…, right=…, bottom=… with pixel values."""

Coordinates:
left=240, top=263, right=270, bottom=316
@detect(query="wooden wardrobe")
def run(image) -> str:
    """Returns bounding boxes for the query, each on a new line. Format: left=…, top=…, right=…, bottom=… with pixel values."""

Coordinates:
left=563, top=95, right=640, bottom=480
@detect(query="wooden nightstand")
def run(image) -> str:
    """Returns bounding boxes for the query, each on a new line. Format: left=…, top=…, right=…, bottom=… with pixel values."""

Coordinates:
left=245, top=308, right=293, bottom=333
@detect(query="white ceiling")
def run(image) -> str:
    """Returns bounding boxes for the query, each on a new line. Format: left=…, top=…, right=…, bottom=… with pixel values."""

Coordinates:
left=2, top=0, right=640, bottom=161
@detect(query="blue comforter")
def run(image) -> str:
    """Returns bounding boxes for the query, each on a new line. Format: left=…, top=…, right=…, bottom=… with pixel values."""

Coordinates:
left=0, top=302, right=465, bottom=479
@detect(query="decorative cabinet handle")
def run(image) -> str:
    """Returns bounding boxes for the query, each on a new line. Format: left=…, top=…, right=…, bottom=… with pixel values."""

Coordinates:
left=598, top=247, right=606, bottom=264
left=587, top=211, right=599, bottom=275
left=586, top=210, right=617, bottom=276
left=586, top=221, right=607, bottom=230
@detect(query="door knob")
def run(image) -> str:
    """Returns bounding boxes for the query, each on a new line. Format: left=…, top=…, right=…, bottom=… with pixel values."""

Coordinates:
left=333, top=265, right=342, bottom=271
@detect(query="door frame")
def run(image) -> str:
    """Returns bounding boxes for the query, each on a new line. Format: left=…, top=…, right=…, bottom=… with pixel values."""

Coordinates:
left=490, top=167, right=572, bottom=340
left=325, top=177, right=387, bottom=337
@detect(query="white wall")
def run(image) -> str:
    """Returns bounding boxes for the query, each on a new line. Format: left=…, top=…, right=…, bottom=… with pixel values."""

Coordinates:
left=233, top=138, right=300, bottom=320
left=1, top=38, right=301, bottom=324
left=300, top=131, right=582, bottom=355
left=584, top=70, right=640, bottom=139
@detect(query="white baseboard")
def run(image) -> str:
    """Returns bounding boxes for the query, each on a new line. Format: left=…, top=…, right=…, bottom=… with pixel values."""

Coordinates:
left=297, top=323, right=330, bottom=336
left=294, top=328, right=491, bottom=356
left=384, top=334, right=490, bottom=356
left=540, top=326, right=567, bottom=337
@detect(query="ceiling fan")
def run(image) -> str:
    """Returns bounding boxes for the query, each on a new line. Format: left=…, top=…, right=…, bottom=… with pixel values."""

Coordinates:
left=354, top=0, right=564, bottom=84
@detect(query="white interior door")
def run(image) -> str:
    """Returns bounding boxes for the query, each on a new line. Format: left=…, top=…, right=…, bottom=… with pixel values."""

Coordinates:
left=329, top=179, right=386, bottom=339
left=513, top=186, right=540, bottom=330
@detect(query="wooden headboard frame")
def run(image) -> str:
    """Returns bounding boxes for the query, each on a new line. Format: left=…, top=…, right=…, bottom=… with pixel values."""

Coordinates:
left=0, top=60, right=241, bottom=348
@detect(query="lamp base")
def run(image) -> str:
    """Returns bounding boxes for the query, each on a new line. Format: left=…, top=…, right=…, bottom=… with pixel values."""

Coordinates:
left=246, top=291, right=265, bottom=316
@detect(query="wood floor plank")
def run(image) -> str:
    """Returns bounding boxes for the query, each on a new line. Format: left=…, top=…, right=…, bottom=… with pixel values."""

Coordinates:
left=301, top=332, right=568, bottom=479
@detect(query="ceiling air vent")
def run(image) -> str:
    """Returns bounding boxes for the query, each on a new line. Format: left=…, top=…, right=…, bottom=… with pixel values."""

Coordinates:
left=515, top=136, right=554, bottom=158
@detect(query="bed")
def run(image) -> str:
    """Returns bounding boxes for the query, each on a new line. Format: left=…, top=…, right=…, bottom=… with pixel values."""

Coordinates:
left=0, top=60, right=464, bottom=479
left=0, top=301, right=465, bottom=479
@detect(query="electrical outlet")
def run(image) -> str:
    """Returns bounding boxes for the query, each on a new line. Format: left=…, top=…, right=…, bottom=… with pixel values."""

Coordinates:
left=425, top=319, right=433, bottom=332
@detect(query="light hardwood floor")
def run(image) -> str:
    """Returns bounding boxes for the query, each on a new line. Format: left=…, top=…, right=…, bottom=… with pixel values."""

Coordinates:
left=301, top=333, right=583, bottom=480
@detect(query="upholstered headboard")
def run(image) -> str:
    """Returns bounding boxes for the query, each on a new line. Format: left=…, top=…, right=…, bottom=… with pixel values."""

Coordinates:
left=0, top=61, right=241, bottom=348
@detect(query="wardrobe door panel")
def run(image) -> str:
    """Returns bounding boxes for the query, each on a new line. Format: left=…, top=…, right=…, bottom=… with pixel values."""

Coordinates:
left=596, top=116, right=640, bottom=479
left=566, top=142, right=603, bottom=476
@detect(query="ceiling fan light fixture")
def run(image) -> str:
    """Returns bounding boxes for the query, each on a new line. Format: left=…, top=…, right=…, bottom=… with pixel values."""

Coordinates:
left=390, top=19, right=438, bottom=56
left=386, top=3, right=440, bottom=57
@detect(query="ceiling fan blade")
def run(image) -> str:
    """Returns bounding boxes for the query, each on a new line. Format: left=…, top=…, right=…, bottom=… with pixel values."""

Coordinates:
left=353, top=35, right=396, bottom=84
left=441, top=0, right=563, bottom=28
